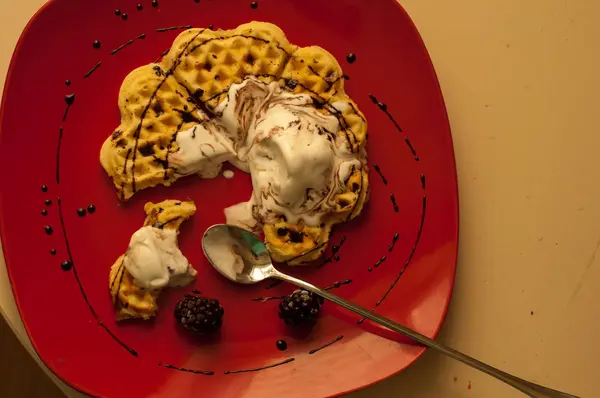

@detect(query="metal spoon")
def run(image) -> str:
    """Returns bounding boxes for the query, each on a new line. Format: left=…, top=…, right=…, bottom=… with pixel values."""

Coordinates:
left=202, top=224, right=578, bottom=398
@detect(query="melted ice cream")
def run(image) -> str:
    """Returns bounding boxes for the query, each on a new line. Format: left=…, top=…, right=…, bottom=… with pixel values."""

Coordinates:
left=170, top=78, right=365, bottom=228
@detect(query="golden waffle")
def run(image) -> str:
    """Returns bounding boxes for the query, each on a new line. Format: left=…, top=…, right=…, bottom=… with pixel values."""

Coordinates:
left=100, top=65, right=208, bottom=201
left=109, top=200, right=196, bottom=320
left=101, top=21, right=369, bottom=265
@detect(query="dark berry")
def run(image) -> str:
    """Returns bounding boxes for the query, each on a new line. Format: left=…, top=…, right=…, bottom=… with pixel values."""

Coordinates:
left=174, top=295, right=224, bottom=333
left=278, top=290, right=323, bottom=326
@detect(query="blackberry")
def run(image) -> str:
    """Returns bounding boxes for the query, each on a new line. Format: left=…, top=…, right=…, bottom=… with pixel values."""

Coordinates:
left=278, top=290, right=323, bottom=325
left=174, top=295, right=224, bottom=333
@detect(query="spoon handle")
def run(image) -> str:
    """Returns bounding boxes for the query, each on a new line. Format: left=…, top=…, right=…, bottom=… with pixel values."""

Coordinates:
left=272, top=271, right=578, bottom=398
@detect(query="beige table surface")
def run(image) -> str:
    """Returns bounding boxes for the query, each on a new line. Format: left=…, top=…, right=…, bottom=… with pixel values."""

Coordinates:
left=1, top=0, right=599, bottom=397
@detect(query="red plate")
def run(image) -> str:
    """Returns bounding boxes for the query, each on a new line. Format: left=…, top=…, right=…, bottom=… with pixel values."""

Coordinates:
left=0, top=0, right=458, bottom=396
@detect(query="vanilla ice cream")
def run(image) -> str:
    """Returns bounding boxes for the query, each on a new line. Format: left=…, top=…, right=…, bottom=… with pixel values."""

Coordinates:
left=123, top=226, right=197, bottom=289
left=171, top=77, right=365, bottom=229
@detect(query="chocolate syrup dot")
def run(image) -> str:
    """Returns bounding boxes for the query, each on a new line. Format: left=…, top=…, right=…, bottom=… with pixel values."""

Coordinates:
left=44, top=199, right=52, bottom=206
left=276, top=340, right=287, bottom=351
left=92, top=40, right=101, bottom=49
left=334, top=255, right=341, bottom=262
left=346, top=53, right=357, bottom=64
left=208, top=24, right=214, bottom=30
left=61, top=260, right=73, bottom=271
left=65, top=80, right=71, bottom=86
left=77, top=208, right=86, bottom=217
left=289, top=230, right=303, bottom=243
left=44, top=226, right=53, bottom=235
left=136, top=4, right=143, bottom=10
left=41, top=209, right=48, bottom=216
left=115, top=9, right=121, bottom=16
left=194, top=0, right=200, bottom=2
left=121, top=13, right=128, bottom=20
left=64, top=93, right=75, bottom=105
left=286, top=79, right=298, bottom=89
left=41, top=185, right=48, bottom=192
left=87, top=204, right=96, bottom=214
left=152, top=0, right=159, bottom=7
left=250, top=1, right=258, bottom=8
left=50, top=249, right=56, bottom=255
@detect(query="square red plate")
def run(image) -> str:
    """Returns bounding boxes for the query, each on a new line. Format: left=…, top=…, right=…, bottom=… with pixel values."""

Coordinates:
left=0, top=0, right=458, bottom=396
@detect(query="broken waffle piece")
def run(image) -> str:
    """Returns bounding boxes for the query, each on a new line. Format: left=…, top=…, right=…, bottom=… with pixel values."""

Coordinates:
left=109, top=199, right=197, bottom=320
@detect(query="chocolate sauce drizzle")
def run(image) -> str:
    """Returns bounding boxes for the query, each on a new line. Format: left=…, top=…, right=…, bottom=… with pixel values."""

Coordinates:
left=376, top=195, right=426, bottom=306
left=373, top=256, right=386, bottom=268
left=265, top=280, right=282, bottom=290
left=319, top=235, right=347, bottom=266
left=388, top=232, right=399, bottom=252
left=224, top=358, right=295, bottom=374
left=358, top=94, right=428, bottom=322
left=191, top=288, right=201, bottom=294
left=138, top=33, right=146, bottom=40
left=368, top=94, right=402, bottom=132
left=63, top=94, right=75, bottom=122
left=55, top=127, right=63, bottom=184
left=404, top=137, right=419, bottom=161
left=372, top=163, right=387, bottom=184
left=111, top=39, right=134, bottom=55
left=309, top=335, right=343, bottom=354
left=323, top=279, right=352, bottom=290
left=84, top=61, right=102, bottom=78
left=390, top=194, right=399, bottom=212
left=156, top=25, right=192, bottom=32
left=57, top=198, right=138, bottom=357
left=160, top=363, right=214, bottom=376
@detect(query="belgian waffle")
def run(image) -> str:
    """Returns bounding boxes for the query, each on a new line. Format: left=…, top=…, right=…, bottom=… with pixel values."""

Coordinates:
left=109, top=200, right=196, bottom=320
left=101, top=21, right=369, bottom=265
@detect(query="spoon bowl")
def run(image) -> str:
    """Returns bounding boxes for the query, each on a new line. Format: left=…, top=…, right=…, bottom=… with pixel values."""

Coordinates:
left=202, top=224, right=275, bottom=284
